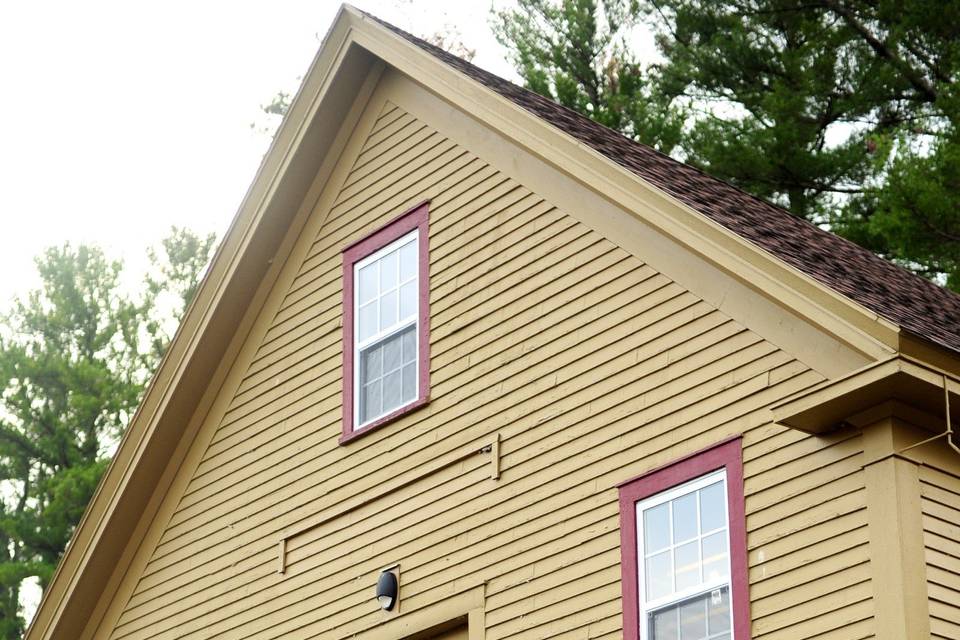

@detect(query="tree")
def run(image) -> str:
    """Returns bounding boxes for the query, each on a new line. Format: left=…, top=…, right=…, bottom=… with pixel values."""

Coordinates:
left=492, top=0, right=686, bottom=154
left=0, top=228, right=215, bottom=636
left=493, top=0, right=960, bottom=287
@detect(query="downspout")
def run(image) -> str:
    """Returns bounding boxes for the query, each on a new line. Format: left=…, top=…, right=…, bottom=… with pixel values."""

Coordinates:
left=898, top=374, right=960, bottom=457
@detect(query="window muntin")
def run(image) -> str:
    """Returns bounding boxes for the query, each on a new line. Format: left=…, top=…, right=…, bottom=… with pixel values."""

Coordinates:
left=636, top=470, right=734, bottom=640
left=353, top=230, right=419, bottom=428
left=649, top=588, right=731, bottom=640
left=340, top=201, right=430, bottom=444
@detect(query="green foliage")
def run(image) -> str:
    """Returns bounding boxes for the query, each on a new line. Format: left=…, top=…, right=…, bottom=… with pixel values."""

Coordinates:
left=648, top=0, right=882, bottom=219
left=143, top=227, right=217, bottom=360
left=0, top=228, right=214, bottom=635
left=494, top=0, right=960, bottom=288
left=492, top=0, right=686, bottom=153
left=835, top=129, right=960, bottom=286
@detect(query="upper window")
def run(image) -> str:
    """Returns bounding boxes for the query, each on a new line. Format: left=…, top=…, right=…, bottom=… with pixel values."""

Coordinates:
left=618, top=438, right=750, bottom=640
left=341, top=202, right=430, bottom=443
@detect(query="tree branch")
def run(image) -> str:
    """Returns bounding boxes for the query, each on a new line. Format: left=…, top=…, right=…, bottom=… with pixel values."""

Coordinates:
left=823, top=0, right=938, bottom=103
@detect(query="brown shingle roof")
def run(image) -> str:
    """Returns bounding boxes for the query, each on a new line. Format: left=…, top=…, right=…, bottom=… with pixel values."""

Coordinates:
left=367, top=13, right=960, bottom=357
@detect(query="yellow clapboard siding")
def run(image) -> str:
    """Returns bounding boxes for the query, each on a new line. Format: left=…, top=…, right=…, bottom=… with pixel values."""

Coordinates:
left=344, top=119, right=436, bottom=187
left=264, top=156, right=491, bottom=340
left=284, top=160, right=503, bottom=306
left=921, top=464, right=960, bottom=637
left=166, top=261, right=678, bottom=527
left=752, top=580, right=873, bottom=637
left=749, top=517, right=868, bottom=582
left=747, top=471, right=864, bottom=531
left=101, top=95, right=876, bottom=640
left=118, top=360, right=808, bottom=636
left=750, top=541, right=870, bottom=601
left=931, top=614, right=960, bottom=640
left=348, top=105, right=412, bottom=161
left=116, top=464, right=494, bottom=635
left=751, top=560, right=871, bottom=619
left=125, top=352, right=788, bottom=628
left=783, top=616, right=874, bottom=640
left=174, top=276, right=696, bottom=524
left=177, top=252, right=647, bottom=507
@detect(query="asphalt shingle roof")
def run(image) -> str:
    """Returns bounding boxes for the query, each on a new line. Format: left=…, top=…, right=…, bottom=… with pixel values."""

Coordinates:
left=368, top=13, right=960, bottom=357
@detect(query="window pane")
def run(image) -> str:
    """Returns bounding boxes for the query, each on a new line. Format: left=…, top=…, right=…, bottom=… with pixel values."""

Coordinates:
left=700, top=481, right=726, bottom=533
left=402, top=325, right=417, bottom=364
left=399, top=281, right=417, bottom=320
left=644, top=503, right=670, bottom=554
left=679, top=595, right=707, bottom=640
left=382, top=368, right=402, bottom=412
left=358, top=302, right=378, bottom=342
left=402, top=362, right=416, bottom=402
left=380, top=249, right=398, bottom=291
left=359, top=263, right=378, bottom=304
left=672, top=493, right=697, bottom=543
left=674, top=541, right=700, bottom=592
left=383, top=332, right=402, bottom=372
left=361, top=345, right=382, bottom=385
left=645, top=551, right=671, bottom=601
left=400, top=240, right=417, bottom=281
left=650, top=590, right=727, bottom=640
left=650, top=606, right=679, bottom=640
left=360, top=380, right=381, bottom=424
left=701, top=531, right=728, bottom=582
left=707, top=587, right=731, bottom=635
left=380, top=290, right=398, bottom=331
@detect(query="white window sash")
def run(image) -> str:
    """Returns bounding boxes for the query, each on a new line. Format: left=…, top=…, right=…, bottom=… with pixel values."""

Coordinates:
left=635, top=469, right=734, bottom=639
left=353, top=230, right=419, bottom=429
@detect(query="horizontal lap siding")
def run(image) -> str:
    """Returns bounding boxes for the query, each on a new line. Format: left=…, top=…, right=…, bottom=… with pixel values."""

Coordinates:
left=920, top=466, right=960, bottom=640
left=744, top=428, right=872, bottom=639
left=105, top=99, right=871, bottom=639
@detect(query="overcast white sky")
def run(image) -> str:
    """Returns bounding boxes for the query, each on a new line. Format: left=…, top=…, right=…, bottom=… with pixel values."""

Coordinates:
left=0, top=0, right=519, bottom=307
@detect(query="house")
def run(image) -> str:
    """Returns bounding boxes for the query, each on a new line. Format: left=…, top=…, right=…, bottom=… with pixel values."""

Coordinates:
left=25, top=6, right=960, bottom=640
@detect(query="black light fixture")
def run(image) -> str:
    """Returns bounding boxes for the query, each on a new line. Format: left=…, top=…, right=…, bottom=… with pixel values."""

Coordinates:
left=376, top=568, right=398, bottom=611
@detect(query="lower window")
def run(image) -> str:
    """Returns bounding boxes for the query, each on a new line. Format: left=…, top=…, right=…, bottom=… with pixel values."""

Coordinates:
left=618, top=438, right=750, bottom=640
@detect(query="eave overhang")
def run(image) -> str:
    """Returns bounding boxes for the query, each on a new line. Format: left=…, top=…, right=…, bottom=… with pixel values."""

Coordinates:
left=772, top=356, right=960, bottom=433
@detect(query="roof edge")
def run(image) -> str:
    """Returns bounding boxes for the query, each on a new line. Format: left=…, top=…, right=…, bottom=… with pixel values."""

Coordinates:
left=26, top=8, right=375, bottom=639
left=344, top=7, right=899, bottom=363
left=772, top=355, right=960, bottom=433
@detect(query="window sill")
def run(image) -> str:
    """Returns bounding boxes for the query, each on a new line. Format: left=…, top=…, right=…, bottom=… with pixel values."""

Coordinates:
left=338, top=396, right=430, bottom=445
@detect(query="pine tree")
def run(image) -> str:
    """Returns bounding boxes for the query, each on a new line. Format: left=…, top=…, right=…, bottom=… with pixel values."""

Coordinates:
left=0, top=229, right=215, bottom=635
left=493, top=0, right=960, bottom=287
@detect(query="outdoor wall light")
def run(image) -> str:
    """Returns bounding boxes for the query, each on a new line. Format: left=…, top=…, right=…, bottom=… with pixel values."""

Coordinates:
left=376, top=568, right=398, bottom=611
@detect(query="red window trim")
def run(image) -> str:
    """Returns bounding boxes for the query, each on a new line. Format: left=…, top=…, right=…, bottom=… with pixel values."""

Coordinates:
left=617, top=436, right=750, bottom=640
left=340, top=201, right=431, bottom=445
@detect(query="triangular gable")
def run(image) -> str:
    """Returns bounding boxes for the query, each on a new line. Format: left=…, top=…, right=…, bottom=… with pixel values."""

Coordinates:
left=59, top=87, right=823, bottom=639
left=25, top=5, right=956, bottom=638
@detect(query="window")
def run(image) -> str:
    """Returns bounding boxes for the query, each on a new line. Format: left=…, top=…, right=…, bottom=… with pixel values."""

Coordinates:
left=618, top=438, right=750, bottom=640
left=341, top=202, right=430, bottom=443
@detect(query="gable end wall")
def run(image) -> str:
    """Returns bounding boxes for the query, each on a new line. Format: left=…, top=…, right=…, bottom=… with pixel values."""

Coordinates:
left=89, top=72, right=876, bottom=640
